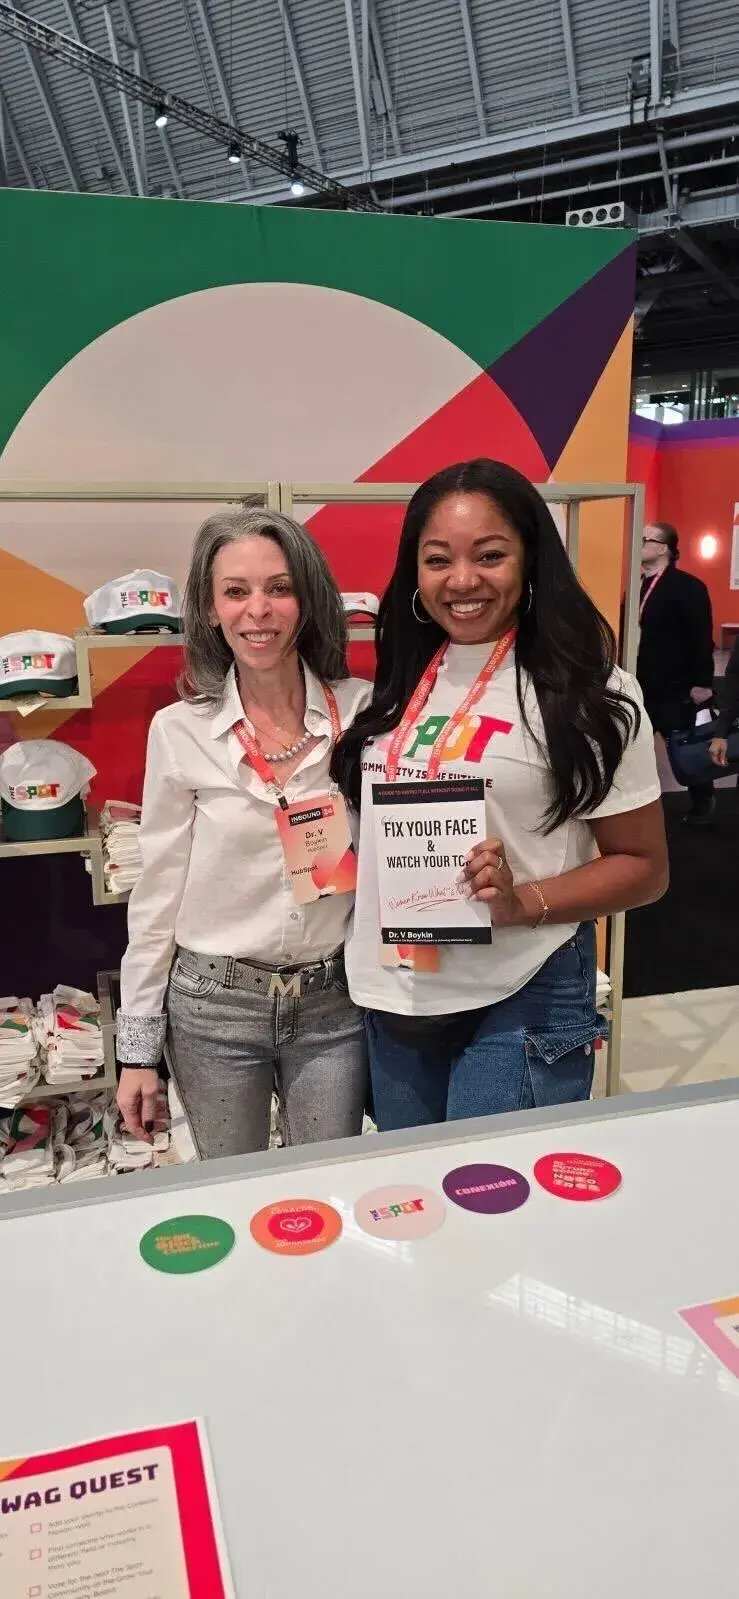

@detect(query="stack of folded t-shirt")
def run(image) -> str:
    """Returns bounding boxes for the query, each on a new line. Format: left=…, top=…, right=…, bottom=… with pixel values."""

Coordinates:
left=38, top=985, right=105, bottom=1086
left=0, top=1103, right=55, bottom=1190
left=100, top=800, right=143, bottom=895
left=105, top=1083, right=170, bottom=1173
left=0, top=997, right=41, bottom=1107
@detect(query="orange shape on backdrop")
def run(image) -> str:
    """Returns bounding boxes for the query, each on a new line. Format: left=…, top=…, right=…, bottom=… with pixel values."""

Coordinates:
left=550, top=318, right=635, bottom=636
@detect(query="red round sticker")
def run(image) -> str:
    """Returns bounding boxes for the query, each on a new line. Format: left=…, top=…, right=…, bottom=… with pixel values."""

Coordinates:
left=533, top=1152, right=622, bottom=1201
left=250, top=1199, right=342, bottom=1255
left=267, top=1208, right=324, bottom=1244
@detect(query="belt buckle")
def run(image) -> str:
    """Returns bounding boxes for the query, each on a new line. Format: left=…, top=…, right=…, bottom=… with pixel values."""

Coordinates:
left=267, top=970, right=302, bottom=1000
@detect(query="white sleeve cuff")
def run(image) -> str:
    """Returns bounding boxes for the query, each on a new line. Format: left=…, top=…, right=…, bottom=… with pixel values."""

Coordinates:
left=116, top=1010, right=167, bottom=1065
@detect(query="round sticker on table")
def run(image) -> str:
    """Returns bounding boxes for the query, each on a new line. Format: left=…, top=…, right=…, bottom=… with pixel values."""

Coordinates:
left=354, top=1185, right=445, bottom=1241
left=442, top=1162, right=530, bottom=1214
left=250, top=1199, right=342, bottom=1256
left=139, top=1214, right=235, bottom=1274
left=534, top=1152, right=622, bottom=1201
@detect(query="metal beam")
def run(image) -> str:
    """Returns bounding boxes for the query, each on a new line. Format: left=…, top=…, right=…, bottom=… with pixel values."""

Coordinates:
left=655, top=128, right=674, bottom=213
left=275, top=0, right=322, bottom=167
left=666, top=0, right=680, bottom=59
left=238, top=77, right=739, bottom=203
left=343, top=0, right=370, bottom=170
left=103, top=3, right=144, bottom=194
left=115, top=0, right=184, bottom=197
left=59, top=0, right=131, bottom=194
left=0, top=85, right=34, bottom=184
left=442, top=150, right=739, bottom=219
left=0, top=4, right=382, bottom=210
left=458, top=0, right=486, bottom=136
left=21, top=32, right=81, bottom=188
left=559, top=0, right=580, bottom=116
left=368, top=0, right=401, bottom=154
left=649, top=0, right=663, bottom=105
left=190, top=0, right=252, bottom=189
left=674, top=228, right=739, bottom=299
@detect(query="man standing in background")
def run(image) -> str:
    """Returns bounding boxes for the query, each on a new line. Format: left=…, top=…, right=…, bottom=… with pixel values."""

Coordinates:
left=638, top=520, right=716, bottom=826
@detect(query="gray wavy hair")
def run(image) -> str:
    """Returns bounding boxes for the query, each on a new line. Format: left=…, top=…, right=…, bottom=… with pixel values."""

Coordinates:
left=180, top=504, right=349, bottom=704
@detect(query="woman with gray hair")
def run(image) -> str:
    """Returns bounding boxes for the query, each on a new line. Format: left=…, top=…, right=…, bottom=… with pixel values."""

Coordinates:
left=116, top=505, right=371, bottom=1158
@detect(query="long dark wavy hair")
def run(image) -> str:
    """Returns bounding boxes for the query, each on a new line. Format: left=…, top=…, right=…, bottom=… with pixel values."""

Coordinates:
left=331, top=458, right=639, bottom=830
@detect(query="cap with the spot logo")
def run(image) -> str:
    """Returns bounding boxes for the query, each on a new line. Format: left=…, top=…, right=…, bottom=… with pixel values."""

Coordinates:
left=0, top=739, right=96, bottom=842
left=0, top=631, right=78, bottom=700
left=84, top=570, right=181, bottom=635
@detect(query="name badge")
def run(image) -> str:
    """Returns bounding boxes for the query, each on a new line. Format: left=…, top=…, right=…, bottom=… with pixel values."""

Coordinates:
left=275, top=791, right=357, bottom=905
left=372, top=777, right=492, bottom=946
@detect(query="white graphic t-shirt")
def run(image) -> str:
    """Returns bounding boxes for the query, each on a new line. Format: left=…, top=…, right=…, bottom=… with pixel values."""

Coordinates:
left=345, top=643, right=660, bottom=1016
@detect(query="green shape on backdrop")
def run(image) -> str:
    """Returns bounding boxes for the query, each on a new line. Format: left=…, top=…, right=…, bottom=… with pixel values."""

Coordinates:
left=0, top=188, right=633, bottom=454
left=139, top=1213, right=236, bottom=1275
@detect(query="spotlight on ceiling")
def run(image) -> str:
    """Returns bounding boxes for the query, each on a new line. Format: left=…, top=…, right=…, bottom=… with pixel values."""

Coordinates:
left=227, top=143, right=241, bottom=165
left=290, top=177, right=306, bottom=197
left=154, top=103, right=168, bottom=129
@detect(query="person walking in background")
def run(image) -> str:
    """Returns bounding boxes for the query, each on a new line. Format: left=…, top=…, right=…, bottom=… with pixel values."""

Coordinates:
left=637, top=520, right=716, bottom=826
left=710, top=632, right=739, bottom=771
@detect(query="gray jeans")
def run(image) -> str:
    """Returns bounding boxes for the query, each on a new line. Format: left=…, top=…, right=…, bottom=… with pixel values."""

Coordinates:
left=166, top=946, right=367, bottom=1160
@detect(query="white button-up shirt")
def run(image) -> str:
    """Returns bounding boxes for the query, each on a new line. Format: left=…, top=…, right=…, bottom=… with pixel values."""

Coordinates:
left=118, top=664, right=371, bottom=1058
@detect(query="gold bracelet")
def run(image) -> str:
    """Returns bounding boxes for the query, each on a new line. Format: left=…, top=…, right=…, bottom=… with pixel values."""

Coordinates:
left=529, top=882, right=549, bottom=928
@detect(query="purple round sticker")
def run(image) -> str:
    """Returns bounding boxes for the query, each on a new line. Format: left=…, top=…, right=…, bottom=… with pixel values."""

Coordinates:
left=442, top=1162, right=530, bottom=1214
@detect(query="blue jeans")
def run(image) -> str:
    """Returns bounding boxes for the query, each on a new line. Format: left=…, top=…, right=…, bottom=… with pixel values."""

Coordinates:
left=364, top=924, right=608, bottom=1131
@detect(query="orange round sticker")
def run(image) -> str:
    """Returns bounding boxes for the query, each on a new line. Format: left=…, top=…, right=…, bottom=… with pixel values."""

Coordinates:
left=250, top=1198, right=342, bottom=1256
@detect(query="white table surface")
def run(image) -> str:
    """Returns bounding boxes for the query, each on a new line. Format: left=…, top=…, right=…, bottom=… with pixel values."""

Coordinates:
left=1, top=1083, right=738, bottom=1598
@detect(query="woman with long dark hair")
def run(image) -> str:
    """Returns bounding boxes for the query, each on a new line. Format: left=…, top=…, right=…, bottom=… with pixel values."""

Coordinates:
left=331, top=459, right=668, bottom=1129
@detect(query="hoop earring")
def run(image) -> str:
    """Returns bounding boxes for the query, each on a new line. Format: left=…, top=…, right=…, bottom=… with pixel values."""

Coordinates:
left=412, top=588, right=431, bottom=624
left=522, top=580, right=533, bottom=616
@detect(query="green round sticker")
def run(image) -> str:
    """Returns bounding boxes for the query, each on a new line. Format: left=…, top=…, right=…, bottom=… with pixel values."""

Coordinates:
left=139, top=1214, right=235, bottom=1275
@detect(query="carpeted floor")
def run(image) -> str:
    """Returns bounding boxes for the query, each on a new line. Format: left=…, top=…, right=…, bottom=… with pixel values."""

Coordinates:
left=624, top=789, right=739, bottom=997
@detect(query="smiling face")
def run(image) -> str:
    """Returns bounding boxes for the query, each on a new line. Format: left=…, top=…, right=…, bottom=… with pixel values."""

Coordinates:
left=417, top=491, right=526, bottom=644
left=209, top=535, right=300, bottom=670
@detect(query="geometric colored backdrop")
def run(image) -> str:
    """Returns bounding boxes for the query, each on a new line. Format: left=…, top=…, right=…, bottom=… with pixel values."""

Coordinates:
left=0, top=189, right=635, bottom=991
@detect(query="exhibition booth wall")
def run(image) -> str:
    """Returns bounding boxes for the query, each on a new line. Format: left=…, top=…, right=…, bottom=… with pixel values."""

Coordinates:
left=628, top=415, right=739, bottom=632
left=0, top=188, right=637, bottom=996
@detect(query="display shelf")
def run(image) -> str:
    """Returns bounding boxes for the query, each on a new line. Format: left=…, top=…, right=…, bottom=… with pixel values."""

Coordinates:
left=17, top=971, right=118, bottom=1106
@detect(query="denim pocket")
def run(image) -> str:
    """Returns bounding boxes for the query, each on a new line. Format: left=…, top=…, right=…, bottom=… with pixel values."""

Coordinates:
left=524, top=1020, right=608, bottom=1066
left=169, top=961, right=219, bottom=1000
left=523, top=1019, right=607, bottom=1107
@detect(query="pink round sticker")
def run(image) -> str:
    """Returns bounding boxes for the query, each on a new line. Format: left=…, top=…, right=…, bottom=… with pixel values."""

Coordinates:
left=533, top=1152, right=622, bottom=1201
left=354, top=1185, right=446, bottom=1241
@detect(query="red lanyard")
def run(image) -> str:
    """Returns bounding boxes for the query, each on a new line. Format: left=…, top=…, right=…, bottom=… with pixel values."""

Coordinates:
left=233, top=684, right=341, bottom=809
left=385, top=628, right=516, bottom=782
left=639, top=566, right=666, bottom=621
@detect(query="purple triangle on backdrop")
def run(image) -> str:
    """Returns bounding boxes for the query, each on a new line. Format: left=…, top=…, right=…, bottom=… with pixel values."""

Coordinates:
left=489, top=244, right=637, bottom=469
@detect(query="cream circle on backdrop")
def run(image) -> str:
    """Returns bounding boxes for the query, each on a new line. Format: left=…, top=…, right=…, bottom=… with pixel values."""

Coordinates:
left=0, top=282, right=483, bottom=596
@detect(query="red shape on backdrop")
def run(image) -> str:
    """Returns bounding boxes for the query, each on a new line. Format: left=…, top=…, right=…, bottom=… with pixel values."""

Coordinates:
left=44, top=647, right=181, bottom=809
left=306, top=370, right=550, bottom=596
left=533, top=1152, right=622, bottom=1201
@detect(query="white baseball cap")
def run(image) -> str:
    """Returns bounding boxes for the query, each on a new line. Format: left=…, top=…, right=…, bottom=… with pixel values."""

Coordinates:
left=341, top=592, right=379, bottom=621
left=0, top=739, right=96, bottom=842
left=0, top=631, right=78, bottom=699
left=84, top=569, right=181, bottom=634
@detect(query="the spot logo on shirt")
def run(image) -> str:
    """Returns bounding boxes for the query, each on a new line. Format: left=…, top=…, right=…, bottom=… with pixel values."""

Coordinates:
left=404, top=712, right=513, bottom=765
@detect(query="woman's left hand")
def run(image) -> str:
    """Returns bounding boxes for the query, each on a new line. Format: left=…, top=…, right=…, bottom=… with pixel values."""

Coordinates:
left=460, top=837, right=520, bottom=927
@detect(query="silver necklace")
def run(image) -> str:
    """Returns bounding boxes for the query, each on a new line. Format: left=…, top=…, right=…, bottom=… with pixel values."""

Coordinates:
left=264, top=729, right=313, bottom=763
